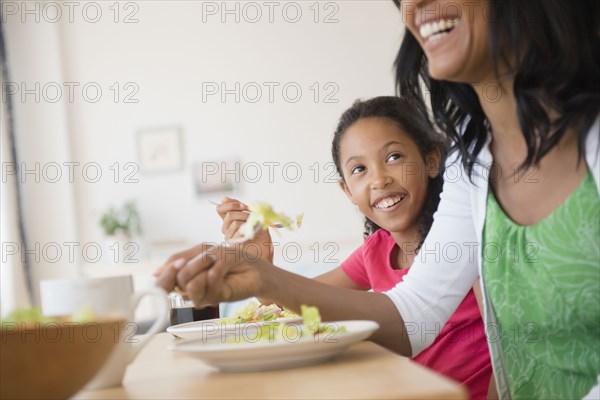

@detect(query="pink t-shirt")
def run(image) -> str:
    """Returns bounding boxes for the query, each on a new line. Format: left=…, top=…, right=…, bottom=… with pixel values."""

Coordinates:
left=341, top=229, right=491, bottom=400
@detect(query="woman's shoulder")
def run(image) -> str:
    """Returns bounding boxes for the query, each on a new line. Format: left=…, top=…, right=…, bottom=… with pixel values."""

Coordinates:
left=585, top=117, right=600, bottom=194
left=443, top=126, right=494, bottom=193
left=585, top=117, right=599, bottom=168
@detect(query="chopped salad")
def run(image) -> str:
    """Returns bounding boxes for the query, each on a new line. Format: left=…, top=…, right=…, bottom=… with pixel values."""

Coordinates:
left=223, top=303, right=346, bottom=343
left=220, top=299, right=298, bottom=324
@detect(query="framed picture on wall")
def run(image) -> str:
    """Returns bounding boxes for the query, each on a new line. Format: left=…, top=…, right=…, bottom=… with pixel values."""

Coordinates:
left=192, top=160, right=236, bottom=196
left=137, top=127, right=183, bottom=172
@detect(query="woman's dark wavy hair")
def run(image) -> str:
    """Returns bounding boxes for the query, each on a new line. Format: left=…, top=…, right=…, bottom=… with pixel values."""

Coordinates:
left=331, top=96, right=447, bottom=246
left=392, top=0, right=600, bottom=177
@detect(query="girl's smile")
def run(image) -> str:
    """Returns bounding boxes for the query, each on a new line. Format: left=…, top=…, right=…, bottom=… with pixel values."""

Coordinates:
left=372, top=193, right=407, bottom=211
left=338, top=117, right=439, bottom=238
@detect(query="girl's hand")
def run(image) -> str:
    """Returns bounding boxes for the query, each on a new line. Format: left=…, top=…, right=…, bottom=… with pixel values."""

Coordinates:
left=216, top=196, right=274, bottom=263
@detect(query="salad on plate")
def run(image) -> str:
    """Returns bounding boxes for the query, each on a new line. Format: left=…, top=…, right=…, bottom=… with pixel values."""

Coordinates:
left=168, top=306, right=378, bottom=372
left=219, top=299, right=299, bottom=324
left=223, top=304, right=346, bottom=344
left=166, top=299, right=301, bottom=341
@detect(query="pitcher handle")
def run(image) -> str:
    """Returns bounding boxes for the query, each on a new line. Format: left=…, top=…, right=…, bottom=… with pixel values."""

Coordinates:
left=127, top=287, right=169, bottom=363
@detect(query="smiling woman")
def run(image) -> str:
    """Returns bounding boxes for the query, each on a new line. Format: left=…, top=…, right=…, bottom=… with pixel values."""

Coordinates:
left=393, top=0, right=600, bottom=398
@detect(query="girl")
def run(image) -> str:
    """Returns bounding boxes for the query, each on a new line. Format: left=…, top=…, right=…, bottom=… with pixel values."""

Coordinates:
left=189, top=97, right=492, bottom=399
left=157, top=1, right=599, bottom=398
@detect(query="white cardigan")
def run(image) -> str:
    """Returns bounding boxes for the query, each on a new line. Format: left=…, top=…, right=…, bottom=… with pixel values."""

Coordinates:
left=385, top=122, right=599, bottom=396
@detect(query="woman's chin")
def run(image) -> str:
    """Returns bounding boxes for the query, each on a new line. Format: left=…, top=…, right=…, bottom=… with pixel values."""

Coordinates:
left=427, top=57, right=495, bottom=84
left=428, top=64, right=461, bottom=82
left=426, top=54, right=475, bottom=82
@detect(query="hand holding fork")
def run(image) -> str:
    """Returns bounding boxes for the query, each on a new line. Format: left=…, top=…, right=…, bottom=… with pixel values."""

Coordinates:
left=211, top=197, right=275, bottom=260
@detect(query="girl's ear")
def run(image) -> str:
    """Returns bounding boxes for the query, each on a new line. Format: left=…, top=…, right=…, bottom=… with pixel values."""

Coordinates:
left=338, top=179, right=356, bottom=204
left=425, top=147, right=442, bottom=179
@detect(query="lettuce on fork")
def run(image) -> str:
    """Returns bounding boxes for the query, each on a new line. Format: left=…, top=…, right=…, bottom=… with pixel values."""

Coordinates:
left=238, top=202, right=303, bottom=240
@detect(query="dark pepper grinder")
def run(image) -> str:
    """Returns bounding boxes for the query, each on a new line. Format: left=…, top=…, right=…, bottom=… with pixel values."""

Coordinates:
left=168, top=292, right=220, bottom=326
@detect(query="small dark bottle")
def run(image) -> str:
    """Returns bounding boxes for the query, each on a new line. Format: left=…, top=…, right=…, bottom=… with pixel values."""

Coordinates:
left=169, top=293, right=219, bottom=326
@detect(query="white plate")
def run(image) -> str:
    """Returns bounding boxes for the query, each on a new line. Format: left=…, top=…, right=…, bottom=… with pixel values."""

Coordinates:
left=168, top=320, right=379, bottom=372
left=167, top=317, right=303, bottom=341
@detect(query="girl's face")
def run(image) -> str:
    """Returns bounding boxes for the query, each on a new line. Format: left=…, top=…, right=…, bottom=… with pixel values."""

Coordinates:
left=401, top=0, right=494, bottom=83
left=338, top=117, right=440, bottom=237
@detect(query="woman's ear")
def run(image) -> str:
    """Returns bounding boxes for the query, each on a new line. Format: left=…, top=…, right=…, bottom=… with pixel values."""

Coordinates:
left=425, top=147, right=442, bottom=179
left=338, top=179, right=356, bottom=204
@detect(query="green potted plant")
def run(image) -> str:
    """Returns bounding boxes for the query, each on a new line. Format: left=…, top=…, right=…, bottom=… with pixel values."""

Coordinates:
left=99, top=201, right=142, bottom=239
left=99, top=201, right=142, bottom=263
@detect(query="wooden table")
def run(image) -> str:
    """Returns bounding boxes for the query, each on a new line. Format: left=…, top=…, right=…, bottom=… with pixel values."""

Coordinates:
left=75, top=333, right=467, bottom=399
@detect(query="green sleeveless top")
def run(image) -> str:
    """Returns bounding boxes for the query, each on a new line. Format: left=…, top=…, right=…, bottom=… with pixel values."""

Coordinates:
left=483, top=171, right=600, bottom=399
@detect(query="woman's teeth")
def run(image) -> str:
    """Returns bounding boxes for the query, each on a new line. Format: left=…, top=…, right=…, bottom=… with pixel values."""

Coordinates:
left=419, top=18, right=459, bottom=41
left=374, top=196, right=404, bottom=209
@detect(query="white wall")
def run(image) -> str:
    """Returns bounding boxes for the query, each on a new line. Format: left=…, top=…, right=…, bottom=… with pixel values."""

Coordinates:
left=2, top=0, right=404, bottom=303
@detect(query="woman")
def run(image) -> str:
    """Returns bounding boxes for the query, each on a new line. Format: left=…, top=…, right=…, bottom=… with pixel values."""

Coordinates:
left=157, top=1, right=599, bottom=398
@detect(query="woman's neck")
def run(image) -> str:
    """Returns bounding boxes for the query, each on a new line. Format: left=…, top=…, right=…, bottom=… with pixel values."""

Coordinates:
left=472, top=78, right=581, bottom=168
left=472, top=78, right=527, bottom=156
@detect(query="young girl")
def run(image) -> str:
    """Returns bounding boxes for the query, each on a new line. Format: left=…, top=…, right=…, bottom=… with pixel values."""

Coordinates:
left=216, top=96, right=491, bottom=399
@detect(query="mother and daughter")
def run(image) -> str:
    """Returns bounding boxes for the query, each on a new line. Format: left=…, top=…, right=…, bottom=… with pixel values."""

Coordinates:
left=157, top=0, right=599, bottom=398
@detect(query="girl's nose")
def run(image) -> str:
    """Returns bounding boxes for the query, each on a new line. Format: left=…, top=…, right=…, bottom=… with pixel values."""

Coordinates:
left=370, top=170, right=393, bottom=190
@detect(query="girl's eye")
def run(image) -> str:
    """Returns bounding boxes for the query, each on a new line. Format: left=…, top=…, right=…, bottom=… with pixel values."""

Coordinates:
left=351, top=165, right=365, bottom=175
left=387, top=152, right=403, bottom=162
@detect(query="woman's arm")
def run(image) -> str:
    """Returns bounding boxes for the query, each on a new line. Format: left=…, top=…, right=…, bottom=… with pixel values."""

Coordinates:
left=156, top=250, right=412, bottom=355
left=261, top=265, right=410, bottom=354
left=257, top=267, right=365, bottom=306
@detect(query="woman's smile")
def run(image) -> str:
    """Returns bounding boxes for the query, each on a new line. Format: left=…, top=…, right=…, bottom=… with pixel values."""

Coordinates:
left=402, top=0, right=492, bottom=82
left=419, top=17, right=461, bottom=54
